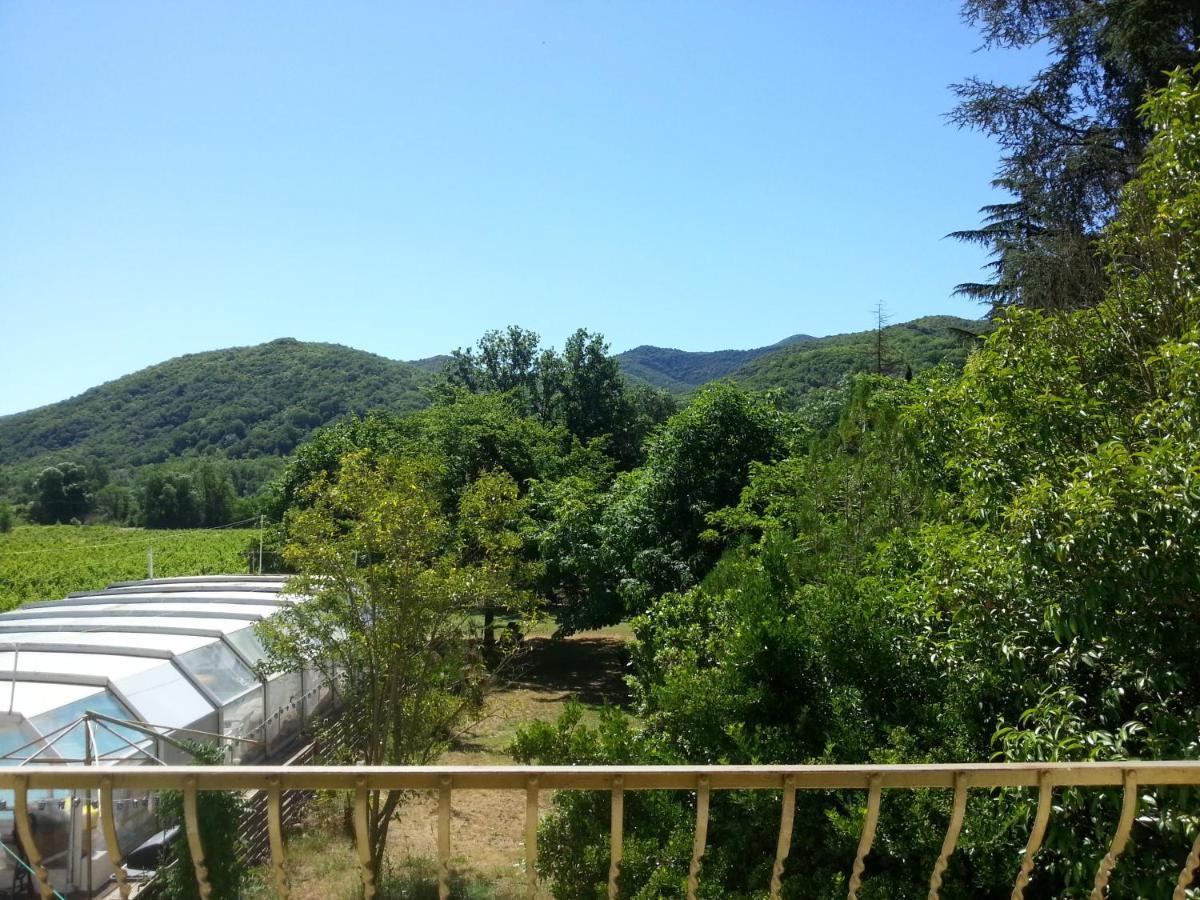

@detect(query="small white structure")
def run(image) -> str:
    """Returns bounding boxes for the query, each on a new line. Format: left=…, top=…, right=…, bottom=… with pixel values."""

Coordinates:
left=0, top=574, right=328, bottom=895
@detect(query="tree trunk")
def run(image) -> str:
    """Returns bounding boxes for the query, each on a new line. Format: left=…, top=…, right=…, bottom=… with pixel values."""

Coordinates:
left=483, top=605, right=495, bottom=653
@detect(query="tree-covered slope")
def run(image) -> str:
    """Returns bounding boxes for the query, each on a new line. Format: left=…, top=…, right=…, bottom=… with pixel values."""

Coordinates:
left=615, top=334, right=813, bottom=392
left=0, top=338, right=432, bottom=470
left=617, top=316, right=983, bottom=400
left=0, top=319, right=981, bottom=481
left=729, top=315, right=982, bottom=401
left=408, top=354, right=452, bottom=374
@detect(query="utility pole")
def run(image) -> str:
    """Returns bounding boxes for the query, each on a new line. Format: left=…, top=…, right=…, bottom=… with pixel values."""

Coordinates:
left=873, top=300, right=891, bottom=375
left=258, top=515, right=264, bottom=575
left=147, top=546, right=154, bottom=579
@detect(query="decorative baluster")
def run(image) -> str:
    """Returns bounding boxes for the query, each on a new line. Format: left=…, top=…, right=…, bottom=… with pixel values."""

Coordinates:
left=609, top=775, right=624, bottom=900
left=354, top=778, right=376, bottom=900
left=525, top=777, right=540, bottom=899
left=847, top=773, right=882, bottom=900
left=100, top=777, right=132, bottom=900
left=1172, top=826, right=1200, bottom=900
left=439, top=776, right=452, bottom=900
left=927, top=772, right=968, bottom=900
left=266, top=777, right=290, bottom=900
left=183, top=777, right=213, bottom=900
left=687, top=775, right=711, bottom=900
left=1011, top=771, right=1053, bottom=900
left=1090, top=770, right=1138, bottom=899
left=770, top=774, right=797, bottom=899
left=13, top=777, right=54, bottom=900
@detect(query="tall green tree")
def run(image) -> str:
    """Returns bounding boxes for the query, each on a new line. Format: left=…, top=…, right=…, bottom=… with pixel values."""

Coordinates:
left=195, top=463, right=235, bottom=526
left=259, top=452, right=499, bottom=882
left=29, top=462, right=91, bottom=524
left=141, top=472, right=202, bottom=528
left=558, top=330, right=632, bottom=443
left=591, top=382, right=790, bottom=624
left=441, top=326, right=672, bottom=467
left=445, top=325, right=544, bottom=401
left=93, top=483, right=138, bottom=524
left=457, top=469, right=541, bottom=652
left=949, top=0, right=1199, bottom=310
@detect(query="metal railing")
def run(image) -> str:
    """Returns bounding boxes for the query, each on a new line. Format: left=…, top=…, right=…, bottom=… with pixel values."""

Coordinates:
left=5, top=760, right=1200, bottom=900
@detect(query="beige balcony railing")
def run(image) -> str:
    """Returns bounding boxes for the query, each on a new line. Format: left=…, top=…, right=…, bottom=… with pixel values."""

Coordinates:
left=5, top=761, right=1200, bottom=900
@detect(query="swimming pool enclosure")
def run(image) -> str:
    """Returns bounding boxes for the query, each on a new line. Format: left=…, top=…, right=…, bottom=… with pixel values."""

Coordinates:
left=0, top=574, right=326, bottom=895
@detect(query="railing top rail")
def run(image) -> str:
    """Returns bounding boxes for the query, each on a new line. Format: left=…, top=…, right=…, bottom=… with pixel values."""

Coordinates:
left=2, top=760, right=1199, bottom=792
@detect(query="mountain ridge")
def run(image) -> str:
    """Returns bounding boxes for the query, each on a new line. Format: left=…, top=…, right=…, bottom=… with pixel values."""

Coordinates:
left=0, top=316, right=984, bottom=479
left=615, top=316, right=981, bottom=395
left=614, top=333, right=817, bottom=393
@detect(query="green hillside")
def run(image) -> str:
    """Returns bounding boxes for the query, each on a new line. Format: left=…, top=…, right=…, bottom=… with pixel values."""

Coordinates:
left=408, top=354, right=452, bottom=374
left=0, top=338, right=432, bottom=472
left=616, top=334, right=813, bottom=392
left=729, top=315, right=984, bottom=401
left=0, top=319, right=982, bottom=494
left=616, top=316, right=983, bottom=402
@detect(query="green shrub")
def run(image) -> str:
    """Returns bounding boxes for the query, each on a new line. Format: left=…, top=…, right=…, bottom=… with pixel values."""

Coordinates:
left=156, top=743, right=247, bottom=900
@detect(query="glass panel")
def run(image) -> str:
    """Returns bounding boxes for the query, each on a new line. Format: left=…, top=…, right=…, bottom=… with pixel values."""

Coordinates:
left=226, top=627, right=268, bottom=666
left=28, top=691, right=147, bottom=762
left=114, top=662, right=214, bottom=730
left=303, top=668, right=326, bottom=720
left=221, top=688, right=264, bottom=763
left=0, top=718, right=45, bottom=765
left=3, top=681, right=99, bottom=719
left=266, top=672, right=303, bottom=749
left=109, top=784, right=158, bottom=859
left=159, top=712, right=220, bottom=765
left=177, top=642, right=259, bottom=702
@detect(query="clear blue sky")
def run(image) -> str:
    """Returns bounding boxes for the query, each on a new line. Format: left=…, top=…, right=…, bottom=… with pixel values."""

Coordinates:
left=0, top=1, right=1039, bottom=416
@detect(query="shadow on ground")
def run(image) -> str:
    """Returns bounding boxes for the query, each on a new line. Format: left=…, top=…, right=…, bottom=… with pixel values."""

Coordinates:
left=502, top=635, right=631, bottom=708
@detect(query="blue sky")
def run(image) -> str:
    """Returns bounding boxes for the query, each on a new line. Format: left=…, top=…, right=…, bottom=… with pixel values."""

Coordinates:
left=0, top=2, right=1039, bottom=415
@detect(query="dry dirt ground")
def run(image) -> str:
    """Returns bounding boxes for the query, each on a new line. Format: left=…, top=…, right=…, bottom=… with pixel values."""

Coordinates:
left=260, top=624, right=634, bottom=900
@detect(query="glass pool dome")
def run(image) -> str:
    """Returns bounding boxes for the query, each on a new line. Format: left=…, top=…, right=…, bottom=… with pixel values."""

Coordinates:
left=0, top=575, right=329, bottom=895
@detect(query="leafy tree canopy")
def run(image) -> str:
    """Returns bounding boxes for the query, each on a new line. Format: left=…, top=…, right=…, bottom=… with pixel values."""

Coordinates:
left=28, top=462, right=90, bottom=524
left=442, top=325, right=674, bottom=467
left=260, top=451, right=536, bottom=880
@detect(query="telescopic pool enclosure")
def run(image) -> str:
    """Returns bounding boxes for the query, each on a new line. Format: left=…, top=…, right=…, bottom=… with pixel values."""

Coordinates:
left=0, top=574, right=328, bottom=896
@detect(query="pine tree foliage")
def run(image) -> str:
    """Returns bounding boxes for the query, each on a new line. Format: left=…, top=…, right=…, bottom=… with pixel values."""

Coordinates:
left=950, top=0, right=1198, bottom=310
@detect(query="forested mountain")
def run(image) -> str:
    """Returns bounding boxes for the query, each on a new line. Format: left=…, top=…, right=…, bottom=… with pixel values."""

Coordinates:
left=1, top=317, right=980, bottom=479
left=615, top=333, right=813, bottom=392
left=617, top=315, right=982, bottom=398
left=0, top=316, right=982, bottom=524
left=731, top=314, right=981, bottom=399
left=0, top=338, right=432, bottom=472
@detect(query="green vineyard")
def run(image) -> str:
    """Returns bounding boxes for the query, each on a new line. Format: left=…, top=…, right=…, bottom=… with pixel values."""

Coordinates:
left=0, top=525, right=258, bottom=610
